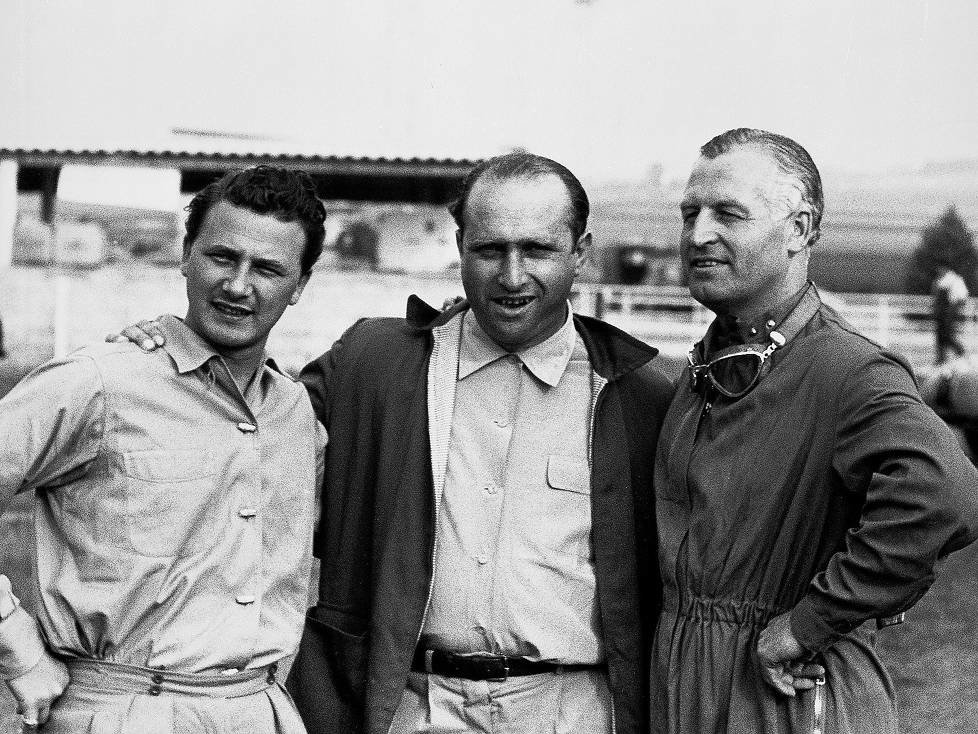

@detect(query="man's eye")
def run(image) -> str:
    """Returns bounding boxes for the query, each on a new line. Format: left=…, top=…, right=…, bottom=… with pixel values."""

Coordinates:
left=681, top=210, right=697, bottom=224
left=717, top=210, right=743, bottom=221
left=210, top=252, right=233, bottom=263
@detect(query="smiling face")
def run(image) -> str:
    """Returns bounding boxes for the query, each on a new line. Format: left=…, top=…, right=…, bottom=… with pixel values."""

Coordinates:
left=181, top=199, right=309, bottom=363
left=680, top=146, right=811, bottom=320
left=457, top=173, right=589, bottom=352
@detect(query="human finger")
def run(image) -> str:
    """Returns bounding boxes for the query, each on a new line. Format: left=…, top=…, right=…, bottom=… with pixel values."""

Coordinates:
left=759, top=664, right=797, bottom=697
left=788, top=662, right=825, bottom=679
left=120, top=325, right=158, bottom=352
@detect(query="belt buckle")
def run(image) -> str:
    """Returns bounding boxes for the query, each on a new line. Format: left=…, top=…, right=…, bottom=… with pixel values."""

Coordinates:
left=481, top=654, right=509, bottom=682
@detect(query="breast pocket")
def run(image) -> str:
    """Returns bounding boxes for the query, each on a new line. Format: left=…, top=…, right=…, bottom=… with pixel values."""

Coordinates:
left=538, top=454, right=593, bottom=559
left=122, top=449, right=219, bottom=557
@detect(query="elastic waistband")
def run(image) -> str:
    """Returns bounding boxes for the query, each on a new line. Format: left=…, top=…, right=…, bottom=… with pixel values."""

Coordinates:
left=64, top=658, right=278, bottom=699
left=663, top=595, right=787, bottom=628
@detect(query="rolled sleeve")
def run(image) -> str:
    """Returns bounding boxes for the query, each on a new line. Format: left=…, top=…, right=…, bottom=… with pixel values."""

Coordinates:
left=0, top=606, right=47, bottom=680
left=792, top=353, right=978, bottom=652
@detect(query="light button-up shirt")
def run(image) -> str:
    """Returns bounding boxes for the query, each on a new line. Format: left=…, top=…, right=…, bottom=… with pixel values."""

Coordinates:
left=0, top=315, right=325, bottom=677
left=421, top=309, right=603, bottom=663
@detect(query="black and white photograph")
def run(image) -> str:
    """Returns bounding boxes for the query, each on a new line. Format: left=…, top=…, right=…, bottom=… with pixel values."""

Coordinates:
left=1, top=2, right=977, bottom=732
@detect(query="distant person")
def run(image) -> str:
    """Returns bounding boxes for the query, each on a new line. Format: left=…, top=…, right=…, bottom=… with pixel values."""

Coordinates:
left=652, top=128, right=978, bottom=734
left=920, top=354, right=978, bottom=461
left=932, top=266, right=969, bottom=364
left=0, top=166, right=326, bottom=733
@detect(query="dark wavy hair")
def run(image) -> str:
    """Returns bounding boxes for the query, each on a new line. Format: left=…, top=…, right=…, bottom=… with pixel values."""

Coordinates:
left=448, top=152, right=589, bottom=241
left=700, top=128, right=824, bottom=245
left=183, top=165, right=327, bottom=274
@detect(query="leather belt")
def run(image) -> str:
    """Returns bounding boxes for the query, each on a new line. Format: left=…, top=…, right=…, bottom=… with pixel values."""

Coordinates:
left=411, top=648, right=601, bottom=681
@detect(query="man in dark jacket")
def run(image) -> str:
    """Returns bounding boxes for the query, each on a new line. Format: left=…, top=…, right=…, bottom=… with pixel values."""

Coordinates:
left=286, top=153, right=673, bottom=734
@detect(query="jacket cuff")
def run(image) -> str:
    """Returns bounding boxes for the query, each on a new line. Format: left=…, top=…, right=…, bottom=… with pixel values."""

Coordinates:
left=789, top=596, right=846, bottom=654
left=0, top=606, right=46, bottom=680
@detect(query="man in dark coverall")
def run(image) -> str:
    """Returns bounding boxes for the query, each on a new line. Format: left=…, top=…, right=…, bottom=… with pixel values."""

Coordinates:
left=284, top=153, right=672, bottom=734
left=651, top=128, right=978, bottom=733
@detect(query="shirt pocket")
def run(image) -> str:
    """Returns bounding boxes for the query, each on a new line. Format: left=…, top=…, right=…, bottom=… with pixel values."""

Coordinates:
left=121, top=449, right=219, bottom=558
left=539, top=454, right=593, bottom=559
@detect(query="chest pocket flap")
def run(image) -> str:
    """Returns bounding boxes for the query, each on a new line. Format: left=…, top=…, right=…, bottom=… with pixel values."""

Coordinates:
left=546, top=455, right=591, bottom=496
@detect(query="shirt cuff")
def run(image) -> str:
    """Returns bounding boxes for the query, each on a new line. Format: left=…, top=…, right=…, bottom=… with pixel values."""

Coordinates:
left=789, top=596, right=847, bottom=654
left=0, top=606, right=47, bottom=680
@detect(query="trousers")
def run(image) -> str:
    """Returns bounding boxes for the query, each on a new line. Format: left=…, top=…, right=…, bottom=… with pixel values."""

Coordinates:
left=387, top=667, right=613, bottom=734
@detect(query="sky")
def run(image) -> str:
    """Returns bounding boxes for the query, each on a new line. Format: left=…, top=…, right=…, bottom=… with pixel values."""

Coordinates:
left=2, top=0, right=977, bottom=187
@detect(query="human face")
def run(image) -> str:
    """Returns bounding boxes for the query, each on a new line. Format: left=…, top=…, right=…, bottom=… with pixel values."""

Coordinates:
left=680, top=147, right=808, bottom=320
left=181, top=200, right=309, bottom=362
left=458, top=174, right=589, bottom=352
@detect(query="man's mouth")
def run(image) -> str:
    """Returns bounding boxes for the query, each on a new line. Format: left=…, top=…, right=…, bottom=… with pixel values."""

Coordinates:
left=492, top=295, right=535, bottom=310
left=212, top=300, right=254, bottom=318
left=689, top=256, right=728, bottom=269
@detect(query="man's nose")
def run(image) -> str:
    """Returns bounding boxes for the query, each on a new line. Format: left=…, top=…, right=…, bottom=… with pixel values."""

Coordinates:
left=222, top=265, right=252, bottom=297
left=499, top=250, right=529, bottom=290
left=687, top=212, right=717, bottom=247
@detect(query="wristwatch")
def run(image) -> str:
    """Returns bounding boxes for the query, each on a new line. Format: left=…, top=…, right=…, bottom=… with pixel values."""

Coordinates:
left=0, top=575, right=20, bottom=622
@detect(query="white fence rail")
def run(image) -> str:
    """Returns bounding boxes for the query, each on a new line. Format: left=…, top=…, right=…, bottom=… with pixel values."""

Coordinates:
left=571, top=284, right=978, bottom=371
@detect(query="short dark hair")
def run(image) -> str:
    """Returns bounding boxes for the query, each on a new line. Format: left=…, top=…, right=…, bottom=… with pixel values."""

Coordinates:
left=700, top=128, right=824, bottom=245
left=448, top=152, right=589, bottom=241
left=183, top=165, right=327, bottom=274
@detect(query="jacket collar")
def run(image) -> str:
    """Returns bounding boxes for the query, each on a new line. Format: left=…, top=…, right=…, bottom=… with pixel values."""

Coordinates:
left=404, top=296, right=659, bottom=382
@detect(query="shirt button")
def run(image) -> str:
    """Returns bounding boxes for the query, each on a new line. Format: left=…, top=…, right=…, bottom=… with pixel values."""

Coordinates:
left=235, top=594, right=256, bottom=605
left=237, top=422, right=257, bottom=433
left=148, top=685, right=162, bottom=696
left=151, top=672, right=164, bottom=684
left=475, top=553, right=489, bottom=565
left=238, top=507, right=257, bottom=518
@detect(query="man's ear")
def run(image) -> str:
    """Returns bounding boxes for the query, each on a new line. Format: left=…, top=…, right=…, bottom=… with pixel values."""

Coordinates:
left=574, top=232, right=592, bottom=275
left=787, top=208, right=813, bottom=254
left=290, top=273, right=311, bottom=306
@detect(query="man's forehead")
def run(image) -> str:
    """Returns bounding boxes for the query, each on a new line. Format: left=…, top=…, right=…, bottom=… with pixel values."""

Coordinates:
left=683, top=147, right=798, bottom=205
left=199, top=200, right=303, bottom=250
left=466, top=173, right=571, bottom=216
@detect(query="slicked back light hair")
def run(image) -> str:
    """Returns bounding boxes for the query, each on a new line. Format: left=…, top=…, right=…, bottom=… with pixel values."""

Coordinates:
left=183, top=165, right=327, bottom=275
left=700, top=128, right=823, bottom=246
left=449, top=152, right=589, bottom=241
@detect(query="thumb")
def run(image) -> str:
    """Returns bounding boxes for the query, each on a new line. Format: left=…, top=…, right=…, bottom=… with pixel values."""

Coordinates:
left=19, top=700, right=40, bottom=728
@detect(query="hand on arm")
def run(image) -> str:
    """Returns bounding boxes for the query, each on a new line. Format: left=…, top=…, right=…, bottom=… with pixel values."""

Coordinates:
left=756, top=612, right=824, bottom=697
left=105, top=319, right=166, bottom=351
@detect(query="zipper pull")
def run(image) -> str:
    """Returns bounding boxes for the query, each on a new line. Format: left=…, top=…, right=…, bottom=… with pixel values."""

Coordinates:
left=812, top=675, right=826, bottom=734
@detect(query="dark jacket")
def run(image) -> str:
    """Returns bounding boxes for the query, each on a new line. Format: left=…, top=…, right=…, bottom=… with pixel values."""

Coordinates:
left=286, top=297, right=674, bottom=734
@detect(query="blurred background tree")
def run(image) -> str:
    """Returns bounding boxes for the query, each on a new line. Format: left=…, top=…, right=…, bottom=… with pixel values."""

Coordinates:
left=907, top=206, right=978, bottom=293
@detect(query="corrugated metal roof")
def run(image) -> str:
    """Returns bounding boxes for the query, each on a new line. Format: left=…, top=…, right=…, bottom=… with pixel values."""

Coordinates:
left=0, top=135, right=485, bottom=175
left=1, top=146, right=480, bottom=166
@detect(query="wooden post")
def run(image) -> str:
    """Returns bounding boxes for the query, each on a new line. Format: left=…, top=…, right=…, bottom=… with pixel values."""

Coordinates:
left=0, top=159, right=16, bottom=270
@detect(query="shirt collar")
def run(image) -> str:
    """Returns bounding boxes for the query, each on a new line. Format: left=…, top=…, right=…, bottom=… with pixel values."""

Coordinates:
left=157, top=314, right=280, bottom=376
left=706, top=283, right=812, bottom=355
left=458, top=304, right=578, bottom=387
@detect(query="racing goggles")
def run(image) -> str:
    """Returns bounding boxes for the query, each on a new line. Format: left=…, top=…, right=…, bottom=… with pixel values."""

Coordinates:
left=687, top=330, right=786, bottom=399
